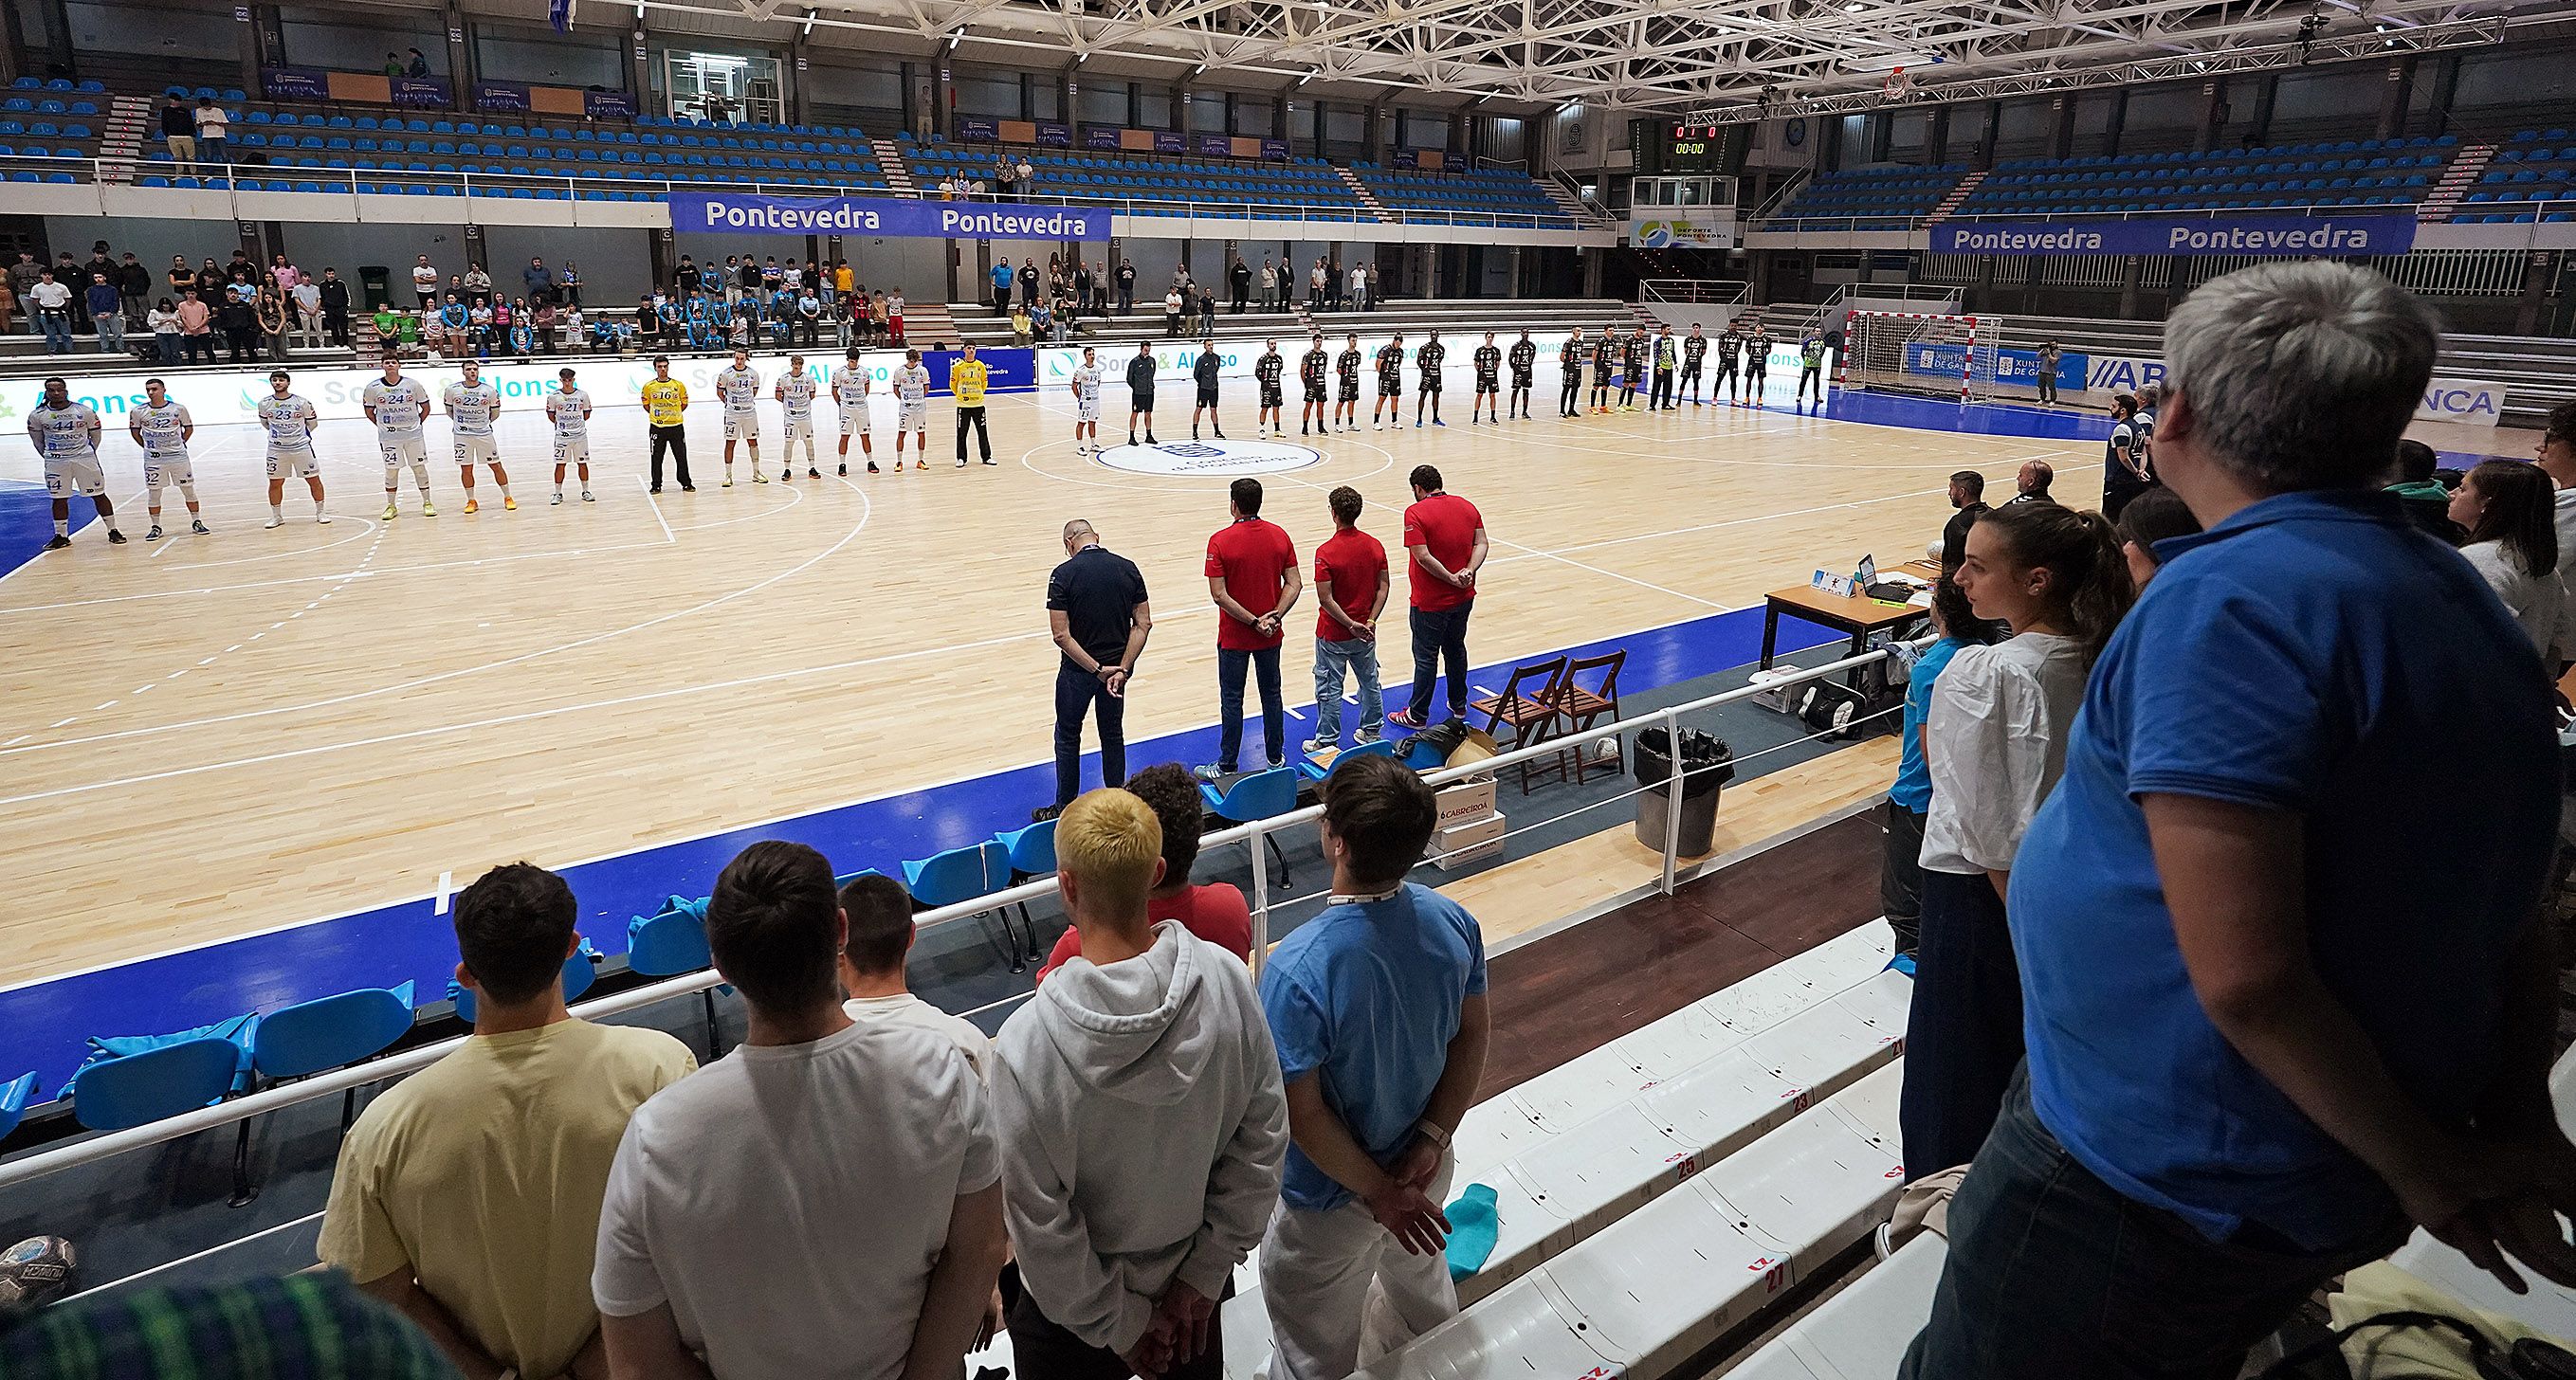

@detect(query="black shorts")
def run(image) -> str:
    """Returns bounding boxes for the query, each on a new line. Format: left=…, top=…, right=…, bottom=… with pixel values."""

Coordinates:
left=1510, top=373, right=1533, bottom=391
left=1475, top=375, right=1499, bottom=393
left=1377, top=375, right=1400, bottom=397
left=1339, top=380, right=1359, bottom=401
left=1681, top=364, right=1703, bottom=381
left=1592, top=370, right=1613, bottom=386
left=1305, top=382, right=1327, bottom=403
left=1259, top=385, right=1283, bottom=409
left=1197, top=384, right=1219, bottom=407
left=1130, top=391, right=1154, bottom=411
left=1418, top=377, right=1441, bottom=394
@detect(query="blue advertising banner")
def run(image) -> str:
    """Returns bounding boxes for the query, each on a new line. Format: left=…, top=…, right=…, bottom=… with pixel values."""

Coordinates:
left=1392, top=148, right=1418, bottom=169
left=472, top=81, right=532, bottom=113
left=671, top=191, right=1109, bottom=241
left=1195, top=134, right=1232, bottom=158
left=260, top=66, right=330, bottom=101
left=916, top=347, right=1034, bottom=395
left=1035, top=120, right=1071, bottom=148
left=1083, top=124, right=1124, bottom=151
left=1930, top=214, right=2416, bottom=258
left=391, top=76, right=450, bottom=108
left=957, top=117, right=999, bottom=143
left=1152, top=130, right=1184, bottom=154
left=1259, top=137, right=1289, bottom=161
left=1905, top=342, right=2089, bottom=390
left=584, top=89, right=636, bottom=119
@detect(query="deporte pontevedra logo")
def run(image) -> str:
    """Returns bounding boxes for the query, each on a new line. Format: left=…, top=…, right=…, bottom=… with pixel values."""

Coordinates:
left=1096, top=439, right=1325, bottom=477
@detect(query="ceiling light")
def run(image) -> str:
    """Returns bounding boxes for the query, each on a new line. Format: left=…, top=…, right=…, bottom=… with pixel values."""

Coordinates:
left=1075, top=49, right=1089, bottom=64
left=800, top=8, right=815, bottom=33
left=1296, top=70, right=1315, bottom=86
left=949, top=27, right=965, bottom=48
left=1842, top=3, right=1865, bottom=12
left=1194, top=60, right=1209, bottom=74
left=1839, top=51, right=1933, bottom=71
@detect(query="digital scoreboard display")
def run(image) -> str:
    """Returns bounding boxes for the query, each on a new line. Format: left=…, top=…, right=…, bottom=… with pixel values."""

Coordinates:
left=1666, top=122, right=1728, bottom=170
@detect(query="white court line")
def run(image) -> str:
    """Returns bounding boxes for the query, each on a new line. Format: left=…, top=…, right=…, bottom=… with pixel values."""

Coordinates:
left=638, top=474, right=674, bottom=543
left=0, top=482, right=874, bottom=760
left=433, top=870, right=453, bottom=917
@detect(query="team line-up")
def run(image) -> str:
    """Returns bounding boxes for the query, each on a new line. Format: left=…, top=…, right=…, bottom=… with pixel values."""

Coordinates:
left=22, top=319, right=1831, bottom=550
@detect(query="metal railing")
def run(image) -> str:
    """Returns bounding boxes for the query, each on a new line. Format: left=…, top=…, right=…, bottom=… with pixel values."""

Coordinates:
left=0, top=638, right=1909, bottom=1193
left=1639, top=279, right=1751, bottom=307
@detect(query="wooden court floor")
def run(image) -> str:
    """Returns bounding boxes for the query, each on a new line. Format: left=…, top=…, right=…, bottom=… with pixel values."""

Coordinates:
left=0, top=377, right=2099, bottom=990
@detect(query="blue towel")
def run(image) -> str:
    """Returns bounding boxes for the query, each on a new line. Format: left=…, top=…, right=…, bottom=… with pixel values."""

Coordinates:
left=64, top=1011, right=261, bottom=1097
left=1444, top=1183, right=1501, bottom=1280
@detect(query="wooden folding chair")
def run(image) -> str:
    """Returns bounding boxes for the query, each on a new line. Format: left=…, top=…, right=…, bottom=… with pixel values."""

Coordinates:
left=1469, top=655, right=1571, bottom=793
left=1550, top=649, right=1627, bottom=785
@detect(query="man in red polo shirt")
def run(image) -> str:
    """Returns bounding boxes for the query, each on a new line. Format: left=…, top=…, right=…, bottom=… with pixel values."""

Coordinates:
left=1307, top=484, right=1390, bottom=753
left=1199, top=477, right=1303, bottom=778
left=1388, top=463, right=1488, bottom=729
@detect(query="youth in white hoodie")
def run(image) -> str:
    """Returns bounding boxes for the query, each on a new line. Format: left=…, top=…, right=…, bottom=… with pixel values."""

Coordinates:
left=991, top=918, right=1288, bottom=1356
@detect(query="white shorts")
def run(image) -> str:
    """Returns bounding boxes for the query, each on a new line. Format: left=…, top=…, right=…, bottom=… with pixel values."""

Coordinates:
left=44, top=455, right=104, bottom=499
left=838, top=408, right=869, bottom=437
left=552, top=435, right=590, bottom=466
left=722, top=410, right=758, bottom=442
left=143, top=449, right=192, bottom=489
left=784, top=415, right=813, bottom=444
left=900, top=402, right=926, bottom=430
left=265, top=446, right=321, bottom=480
left=379, top=433, right=429, bottom=469
left=1077, top=395, right=1103, bottom=423
left=451, top=432, right=498, bottom=466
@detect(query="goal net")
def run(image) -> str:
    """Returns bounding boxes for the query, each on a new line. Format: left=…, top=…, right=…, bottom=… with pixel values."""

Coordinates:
left=1839, top=311, right=2004, bottom=403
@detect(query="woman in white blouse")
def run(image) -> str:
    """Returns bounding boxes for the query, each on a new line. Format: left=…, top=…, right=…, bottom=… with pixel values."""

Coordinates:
left=1899, top=499, right=2135, bottom=1181
left=2448, top=459, right=2563, bottom=663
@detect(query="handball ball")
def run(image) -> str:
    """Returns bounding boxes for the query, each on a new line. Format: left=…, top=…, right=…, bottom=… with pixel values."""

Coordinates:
left=0, top=1236, right=77, bottom=1317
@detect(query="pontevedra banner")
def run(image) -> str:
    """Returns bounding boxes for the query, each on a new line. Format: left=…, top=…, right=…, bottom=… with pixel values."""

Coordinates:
left=1931, top=213, right=2416, bottom=258
left=669, top=192, right=1110, bottom=241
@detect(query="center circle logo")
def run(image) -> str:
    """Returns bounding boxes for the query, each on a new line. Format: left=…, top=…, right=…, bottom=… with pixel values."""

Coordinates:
left=1096, top=438, right=1325, bottom=477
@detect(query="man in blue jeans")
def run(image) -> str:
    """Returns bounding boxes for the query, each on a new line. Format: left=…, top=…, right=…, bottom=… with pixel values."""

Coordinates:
left=1388, top=466, right=1487, bottom=729
left=1306, top=484, right=1389, bottom=754
left=1198, top=478, right=1301, bottom=780
left=1044, top=519, right=1152, bottom=815
left=1903, top=260, right=2576, bottom=1379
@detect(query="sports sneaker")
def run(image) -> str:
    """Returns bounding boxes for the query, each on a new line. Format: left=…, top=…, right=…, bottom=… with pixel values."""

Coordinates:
left=780, top=471, right=794, bottom=482
left=1301, top=737, right=1334, bottom=755
left=316, top=512, right=332, bottom=524
left=680, top=483, right=696, bottom=492
left=958, top=458, right=969, bottom=468
left=465, top=498, right=481, bottom=514
left=43, top=533, right=69, bottom=550
left=145, top=524, right=163, bottom=541
left=1192, top=763, right=1234, bottom=782
left=1214, top=428, right=1226, bottom=440
left=722, top=477, right=734, bottom=488
left=753, top=471, right=768, bottom=483
left=502, top=496, right=517, bottom=510
left=1387, top=707, right=1425, bottom=729
left=421, top=500, right=437, bottom=517
left=807, top=468, right=820, bottom=479
left=550, top=493, right=563, bottom=506
left=581, top=491, right=594, bottom=502
left=866, top=461, right=880, bottom=474
left=1353, top=731, right=1383, bottom=746
left=190, top=519, right=209, bottom=535
left=1031, top=804, right=1063, bottom=824
left=106, top=529, right=127, bottom=545
left=981, top=458, right=997, bottom=466
left=1143, top=432, right=1157, bottom=445
left=837, top=463, right=848, bottom=476
left=914, top=459, right=928, bottom=471
left=1433, top=418, right=1446, bottom=427
left=381, top=502, right=397, bottom=520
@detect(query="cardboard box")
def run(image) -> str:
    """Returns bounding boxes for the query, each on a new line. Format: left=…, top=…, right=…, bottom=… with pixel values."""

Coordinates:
left=1435, top=776, right=1498, bottom=830
left=1434, top=810, right=1507, bottom=871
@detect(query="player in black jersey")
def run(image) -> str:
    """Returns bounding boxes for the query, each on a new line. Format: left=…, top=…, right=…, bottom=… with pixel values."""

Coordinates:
left=1559, top=328, right=1586, bottom=417
left=1680, top=325, right=1708, bottom=405
left=1740, top=321, right=1772, bottom=408
left=1371, top=333, right=1405, bottom=430
left=1299, top=335, right=1330, bottom=437
left=1334, top=333, right=1363, bottom=432
left=1470, top=332, right=1503, bottom=425
left=1618, top=328, right=1648, bottom=411
left=1126, top=339, right=1160, bottom=445
left=1192, top=336, right=1225, bottom=440
left=1507, top=330, right=1538, bottom=420
left=1651, top=326, right=1678, bottom=410
left=1589, top=332, right=1617, bottom=413
left=1254, top=338, right=1287, bottom=437
left=1714, top=324, right=1745, bottom=405
left=1413, top=331, right=1447, bottom=428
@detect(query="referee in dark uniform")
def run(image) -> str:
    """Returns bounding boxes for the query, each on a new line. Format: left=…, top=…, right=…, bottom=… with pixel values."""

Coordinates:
left=1045, top=519, right=1152, bottom=814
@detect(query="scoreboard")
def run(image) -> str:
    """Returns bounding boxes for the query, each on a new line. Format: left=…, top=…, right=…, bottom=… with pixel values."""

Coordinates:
left=1665, top=122, right=1729, bottom=171
left=1629, top=118, right=1748, bottom=175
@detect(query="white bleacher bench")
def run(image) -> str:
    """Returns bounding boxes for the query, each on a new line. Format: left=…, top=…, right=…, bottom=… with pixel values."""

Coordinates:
left=1217, top=920, right=1908, bottom=1380
left=1730, top=1229, right=1946, bottom=1380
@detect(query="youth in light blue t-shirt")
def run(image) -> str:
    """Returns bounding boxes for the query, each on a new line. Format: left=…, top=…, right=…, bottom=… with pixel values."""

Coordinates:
left=1259, top=882, right=1488, bottom=1213
left=1889, top=637, right=1964, bottom=813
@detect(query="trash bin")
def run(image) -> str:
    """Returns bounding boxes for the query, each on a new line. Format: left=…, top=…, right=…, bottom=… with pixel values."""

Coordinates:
left=357, top=266, right=391, bottom=312
left=1633, top=727, right=1736, bottom=857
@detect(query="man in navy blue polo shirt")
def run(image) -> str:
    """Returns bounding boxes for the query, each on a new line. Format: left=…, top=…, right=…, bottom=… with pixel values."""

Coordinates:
left=1045, top=519, right=1152, bottom=814
left=1904, top=261, right=2576, bottom=1379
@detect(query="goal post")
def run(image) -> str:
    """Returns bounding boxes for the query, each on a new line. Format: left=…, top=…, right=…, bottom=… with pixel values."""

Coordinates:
left=1837, top=310, right=2005, bottom=403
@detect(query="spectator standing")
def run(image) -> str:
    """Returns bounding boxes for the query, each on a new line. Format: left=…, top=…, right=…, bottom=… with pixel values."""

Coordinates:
left=159, top=97, right=197, bottom=172
left=2035, top=339, right=2062, bottom=406
left=85, top=274, right=124, bottom=354
left=993, top=787, right=1289, bottom=1380
left=293, top=275, right=323, bottom=349
left=1019, top=257, right=1041, bottom=311
left=1879, top=579, right=1996, bottom=967
left=1308, top=483, right=1389, bottom=754
left=147, top=298, right=181, bottom=362
left=996, top=156, right=1017, bottom=201
left=1038, top=762, right=1255, bottom=980
left=1307, top=258, right=1326, bottom=309
left=1939, top=470, right=1989, bottom=572
left=523, top=256, right=554, bottom=305
left=1898, top=499, right=2132, bottom=1184
left=28, top=270, right=70, bottom=354
left=320, top=862, right=694, bottom=1380
left=1049, top=519, right=1154, bottom=810
left=257, top=279, right=291, bottom=361
left=2533, top=400, right=2576, bottom=554
left=837, top=873, right=991, bottom=1074
left=2449, top=458, right=2566, bottom=659
left=1199, top=478, right=1302, bottom=779
left=166, top=254, right=197, bottom=304
left=1197, top=284, right=1216, bottom=336
left=117, top=253, right=151, bottom=326
left=1257, top=755, right=1489, bottom=1380
left=411, top=255, right=439, bottom=312
left=594, top=841, right=1009, bottom=1380
left=1016, top=154, right=1033, bottom=193
left=992, top=257, right=1015, bottom=316
left=319, top=268, right=351, bottom=348
left=1230, top=255, right=1252, bottom=314
left=2103, top=392, right=2149, bottom=519
left=408, top=46, right=430, bottom=77
left=175, top=288, right=213, bottom=362
left=464, top=263, right=493, bottom=308
left=193, top=97, right=229, bottom=172
left=1163, top=285, right=1185, bottom=339
left=0, top=275, right=14, bottom=338
left=1905, top=259, right=2576, bottom=1380
left=1117, top=258, right=1137, bottom=314
left=1258, top=256, right=1278, bottom=311
left=1347, top=262, right=1366, bottom=312
left=1387, top=465, right=1487, bottom=729
left=1365, top=263, right=1379, bottom=309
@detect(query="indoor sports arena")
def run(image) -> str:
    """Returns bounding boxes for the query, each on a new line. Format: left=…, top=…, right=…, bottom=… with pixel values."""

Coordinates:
left=2, top=0, right=2576, bottom=1376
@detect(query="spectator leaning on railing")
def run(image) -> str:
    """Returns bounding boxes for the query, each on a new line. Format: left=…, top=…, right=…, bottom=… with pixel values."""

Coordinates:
left=1902, top=260, right=2576, bottom=1380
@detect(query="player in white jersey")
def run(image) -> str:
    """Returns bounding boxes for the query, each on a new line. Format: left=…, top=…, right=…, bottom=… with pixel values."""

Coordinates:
left=29, top=377, right=117, bottom=549
left=714, top=348, right=763, bottom=486
left=443, top=359, right=513, bottom=514
left=128, top=377, right=205, bottom=540
left=1069, top=345, right=1104, bottom=456
left=830, top=347, right=875, bottom=476
left=775, top=354, right=820, bottom=481
left=360, top=353, right=437, bottom=521
left=892, top=347, right=930, bottom=471
left=258, top=370, right=329, bottom=527
left=546, top=367, right=594, bottom=504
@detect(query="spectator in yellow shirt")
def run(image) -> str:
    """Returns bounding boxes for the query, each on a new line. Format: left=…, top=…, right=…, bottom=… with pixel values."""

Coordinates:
left=954, top=343, right=994, bottom=467
left=640, top=355, right=693, bottom=491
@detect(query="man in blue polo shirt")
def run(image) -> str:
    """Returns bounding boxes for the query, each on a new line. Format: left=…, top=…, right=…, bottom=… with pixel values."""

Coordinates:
left=1044, top=519, right=1152, bottom=815
left=1903, top=261, right=2576, bottom=1379
left=1257, top=754, right=1489, bottom=1380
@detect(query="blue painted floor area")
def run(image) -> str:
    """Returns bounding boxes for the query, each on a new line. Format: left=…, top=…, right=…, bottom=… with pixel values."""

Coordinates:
left=0, top=476, right=72, bottom=561
left=0, top=601, right=1844, bottom=1092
